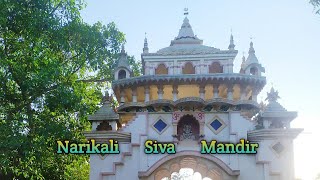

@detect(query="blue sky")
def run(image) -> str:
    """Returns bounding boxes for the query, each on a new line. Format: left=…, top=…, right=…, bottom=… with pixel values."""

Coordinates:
left=81, top=0, right=320, bottom=179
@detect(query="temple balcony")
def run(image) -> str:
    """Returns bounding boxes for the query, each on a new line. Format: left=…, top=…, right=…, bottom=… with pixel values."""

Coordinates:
left=112, top=73, right=265, bottom=105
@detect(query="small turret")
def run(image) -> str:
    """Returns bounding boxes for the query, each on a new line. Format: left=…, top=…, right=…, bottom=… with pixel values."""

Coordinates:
left=143, top=33, right=149, bottom=53
left=243, top=41, right=265, bottom=76
left=228, top=33, right=235, bottom=50
left=258, top=87, right=297, bottom=129
left=114, top=44, right=132, bottom=80
left=88, top=91, right=120, bottom=131
left=240, top=53, right=246, bottom=74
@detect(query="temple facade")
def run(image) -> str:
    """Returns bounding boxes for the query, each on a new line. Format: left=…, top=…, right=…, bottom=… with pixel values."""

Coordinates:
left=84, top=15, right=302, bottom=180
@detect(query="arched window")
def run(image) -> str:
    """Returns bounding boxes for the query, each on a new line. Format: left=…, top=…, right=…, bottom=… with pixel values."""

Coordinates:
left=209, top=62, right=223, bottom=73
left=250, top=67, right=258, bottom=75
left=182, top=62, right=195, bottom=74
left=118, top=69, right=126, bottom=79
left=96, top=122, right=112, bottom=131
left=155, top=64, right=168, bottom=75
left=177, top=115, right=199, bottom=141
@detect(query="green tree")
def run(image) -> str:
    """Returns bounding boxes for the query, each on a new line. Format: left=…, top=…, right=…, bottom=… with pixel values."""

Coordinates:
left=310, top=0, right=320, bottom=14
left=0, top=0, right=139, bottom=179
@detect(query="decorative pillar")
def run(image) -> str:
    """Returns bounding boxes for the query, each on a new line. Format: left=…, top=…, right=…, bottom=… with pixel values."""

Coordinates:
left=229, top=65, right=233, bottom=73
left=285, top=120, right=291, bottom=128
left=173, top=123, right=178, bottom=137
left=199, top=122, right=205, bottom=136
left=157, top=84, right=164, bottom=100
left=227, top=84, right=234, bottom=100
left=110, top=121, right=117, bottom=131
left=222, top=65, right=227, bottom=73
left=240, top=84, right=247, bottom=100
left=195, top=62, right=200, bottom=74
left=92, top=121, right=100, bottom=131
left=144, top=86, right=150, bottom=102
left=199, top=85, right=205, bottom=100
left=252, top=88, right=258, bottom=102
left=172, top=85, right=179, bottom=101
left=132, top=87, right=137, bottom=103
left=263, top=119, right=271, bottom=129
left=149, top=64, right=155, bottom=75
left=178, top=62, right=182, bottom=74
left=168, top=64, right=173, bottom=75
left=213, top=84, right=219, bottom=98
left=120, top=89, right=125, bottom=104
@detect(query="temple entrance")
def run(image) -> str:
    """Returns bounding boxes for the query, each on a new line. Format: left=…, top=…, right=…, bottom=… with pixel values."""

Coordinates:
left=177, top=115, right=200, bottom=141
left=138, top=151, right=239, bottom=180
left=161, top=168, right=212, bottom=180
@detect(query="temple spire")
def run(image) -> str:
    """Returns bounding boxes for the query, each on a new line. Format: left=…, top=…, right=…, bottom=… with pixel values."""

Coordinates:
left=121, top=44, right=125, bottom=54
left=246, top=40, right=259, bottom=64
left=102, top=90, right=110, bottom=104
left=266, top=87, right=280, bottom=102
left=241, top=53, right=246, bottom=69
left=143, top=32, right=149, bottom=53
left=249, top=41, right=255, bottom=54
left=184, top=8, right=189, bottom=16
left=228, top=32, right=235, bottom=50
left=116, top=44, right=131, bottom=73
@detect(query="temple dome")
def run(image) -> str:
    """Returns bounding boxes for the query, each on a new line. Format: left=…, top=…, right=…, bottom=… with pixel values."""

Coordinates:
left=156, top=17, right=220, bottom=55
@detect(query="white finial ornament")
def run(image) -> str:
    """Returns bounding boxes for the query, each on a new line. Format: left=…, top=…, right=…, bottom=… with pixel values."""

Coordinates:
left=143, top=32, right=149, bottom=53
left=266, top=87, right=280, bottom=102
left=228, top=29, right=235, bottom=50
left=184, top=8, right=189, bottom=16
left=121, top=44, right=125, bottom=54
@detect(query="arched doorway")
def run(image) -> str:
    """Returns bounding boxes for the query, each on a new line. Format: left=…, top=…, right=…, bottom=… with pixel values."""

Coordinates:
left=138, top=151, right=239, bottom=180
left=177, top=115, right=200, bottom=141
left=161, top=168, right=213, bottom=180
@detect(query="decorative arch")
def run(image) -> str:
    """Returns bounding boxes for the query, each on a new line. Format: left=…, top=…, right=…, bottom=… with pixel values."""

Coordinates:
left=155, top=64, right=168, bottom=75
left=250, top=66, right=258, bottom=75
left=138, top=151, right=240, bottom=180
left=118, top=69, right=127, bottom=79
left=96, top=121, right=112, bottom=131
left=182, top=62, right=195, bottom=74
left=209, top=62, right=223, bottom=73
left=177, top=114, right=200, bottom=141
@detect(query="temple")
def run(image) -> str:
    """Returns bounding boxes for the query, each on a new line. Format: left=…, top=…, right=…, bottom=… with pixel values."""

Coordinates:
left=84, top=14, right=302, bottom=180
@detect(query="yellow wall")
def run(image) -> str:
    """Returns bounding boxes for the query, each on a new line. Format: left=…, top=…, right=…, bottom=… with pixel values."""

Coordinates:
left=163, top=85, right=173, bottom=100
left=178, top=85, right=199, bottom=98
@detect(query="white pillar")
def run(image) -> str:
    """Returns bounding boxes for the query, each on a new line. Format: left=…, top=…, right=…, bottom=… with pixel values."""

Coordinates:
left=132, top=87, right=137, bottom=103
left=199, top=85, right=205, bottom=99
left=213, top=84, right=219, bottom=98
left=240, top=85, right=247, bottom=100
left=252, top=88, right=258, bottom=102
left=172, top=85, right=178, bottom=101
left=120, top=90, right=125, bottom=104
left=157, top=85, right=164, bottom=100
left=169, top=66, right=173, bottom=75
left=227, top=85, right=233, bottom=100
left=92, top=121, right=100, bottom=131
left=110, top=121, right=117, bottom=131
left=144, top=86, right=150, bottom=102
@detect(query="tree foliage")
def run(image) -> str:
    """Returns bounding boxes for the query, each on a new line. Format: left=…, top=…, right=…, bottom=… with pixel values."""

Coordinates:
left=0, top=0, right=140, bottom=179
left=310, top=0, right=320, bottom=14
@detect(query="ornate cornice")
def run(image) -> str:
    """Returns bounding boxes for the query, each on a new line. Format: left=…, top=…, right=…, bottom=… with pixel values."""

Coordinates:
left=83, top=131, right=131, bottom=143
left=116, top=98, right=260, bottom=111
left=247, top=128, right=303, bottom=141
left=112, top=74, right=266, bottom=89
left=142, top=49, right=238, bottom=56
